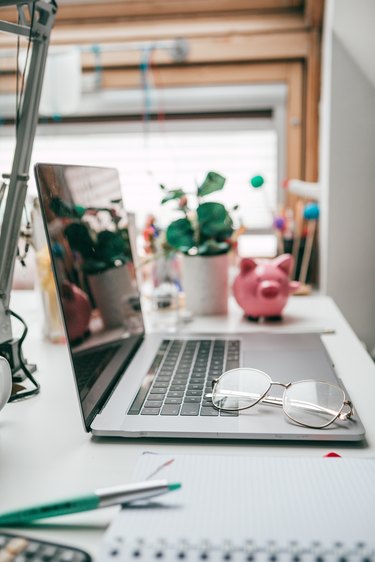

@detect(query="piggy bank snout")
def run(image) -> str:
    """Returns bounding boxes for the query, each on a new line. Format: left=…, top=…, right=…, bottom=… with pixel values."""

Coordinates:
left=259, top=280, right=280, bottom=299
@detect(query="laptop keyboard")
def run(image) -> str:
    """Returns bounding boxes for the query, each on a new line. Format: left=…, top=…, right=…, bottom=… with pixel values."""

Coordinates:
left=128, top=339, right=240, bottom=417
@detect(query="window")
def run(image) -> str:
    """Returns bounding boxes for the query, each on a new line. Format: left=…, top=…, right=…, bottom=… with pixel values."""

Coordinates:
left=0, top=83, right=286, bottom=233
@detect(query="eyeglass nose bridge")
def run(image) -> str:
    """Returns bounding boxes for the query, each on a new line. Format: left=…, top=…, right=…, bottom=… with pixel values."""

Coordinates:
left=270, top=381, right=291, bottom=389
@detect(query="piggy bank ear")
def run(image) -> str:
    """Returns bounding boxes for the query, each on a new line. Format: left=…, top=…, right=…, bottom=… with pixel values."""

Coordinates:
left=289, top=281, right=300, bottom=294
left=273, top=253, right=294, bottom=276
left=240, top=258, right=257, bottom=275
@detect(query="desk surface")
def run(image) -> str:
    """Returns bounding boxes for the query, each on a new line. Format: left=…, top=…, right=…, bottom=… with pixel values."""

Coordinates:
left=1, top=292, right=375, bottom=557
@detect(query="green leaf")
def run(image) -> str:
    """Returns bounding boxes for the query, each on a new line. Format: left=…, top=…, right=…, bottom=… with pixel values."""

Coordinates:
left=197, top=201, right=226, bottom=222
left=166, top=218, right=195, bottom=252
left=197, top=202, right=233, bottom=240
left=161, top=189, right=186, bottom=205
left=197, top=172, right=226, bottom=197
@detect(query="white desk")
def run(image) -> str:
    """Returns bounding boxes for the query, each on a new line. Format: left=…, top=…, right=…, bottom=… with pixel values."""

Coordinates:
left=1, top=291, right=375, bottom=557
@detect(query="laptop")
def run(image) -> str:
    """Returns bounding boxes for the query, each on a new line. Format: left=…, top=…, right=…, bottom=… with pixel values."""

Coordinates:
left=34, top=163, right=365, bottom=441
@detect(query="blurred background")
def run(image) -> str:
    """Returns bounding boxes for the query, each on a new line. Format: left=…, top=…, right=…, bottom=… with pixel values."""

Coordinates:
left=1, top=0, right=375, bottom=354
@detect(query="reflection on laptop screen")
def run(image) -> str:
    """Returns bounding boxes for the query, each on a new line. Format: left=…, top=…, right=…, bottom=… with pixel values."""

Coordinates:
left=35, top=164, right=144, bottom=424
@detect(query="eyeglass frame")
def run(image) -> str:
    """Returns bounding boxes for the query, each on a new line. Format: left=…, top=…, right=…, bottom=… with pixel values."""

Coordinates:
left=209, top=368, right=354, bottom=429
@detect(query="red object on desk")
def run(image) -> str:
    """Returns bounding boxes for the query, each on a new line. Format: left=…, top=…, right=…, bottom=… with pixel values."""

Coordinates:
left=324, top=452, right=342, bottom=458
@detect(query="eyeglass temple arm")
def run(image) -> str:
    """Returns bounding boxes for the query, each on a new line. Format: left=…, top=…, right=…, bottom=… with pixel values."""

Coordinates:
left=207, top=389, right=354, bottom=419
left=206, top=390, right=285, bottom=407
left=264, top=395, right=353, bottom=419
left=342, top=400, right=354, bottom=420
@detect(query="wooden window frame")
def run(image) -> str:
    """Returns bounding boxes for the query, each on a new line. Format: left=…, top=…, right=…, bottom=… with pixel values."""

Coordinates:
left=0, top=0, right=323, bottom=181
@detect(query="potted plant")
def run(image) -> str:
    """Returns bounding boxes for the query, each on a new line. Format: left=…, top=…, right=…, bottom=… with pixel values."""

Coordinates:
left=160, top=171, right=236, bottom=315
left=50, top=197, right=137, bottom=328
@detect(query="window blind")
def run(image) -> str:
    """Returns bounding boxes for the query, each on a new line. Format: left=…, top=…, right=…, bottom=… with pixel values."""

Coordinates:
left=0, top=122, right=277, bottom=231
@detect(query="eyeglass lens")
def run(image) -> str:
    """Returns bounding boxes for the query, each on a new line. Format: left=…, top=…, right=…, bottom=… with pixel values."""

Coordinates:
left=283, top=380, right=345, bottom=427
left=212, top=368, right=346, bottom=428
left=212, top=368, right=271, bottom=411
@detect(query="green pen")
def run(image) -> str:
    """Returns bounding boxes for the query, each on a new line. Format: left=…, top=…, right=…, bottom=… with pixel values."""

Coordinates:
left=0, top=479, right=181, bottom=526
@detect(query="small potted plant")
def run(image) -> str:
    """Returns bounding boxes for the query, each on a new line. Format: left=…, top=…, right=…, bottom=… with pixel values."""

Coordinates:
left=160, top=171, right=236, bottom=315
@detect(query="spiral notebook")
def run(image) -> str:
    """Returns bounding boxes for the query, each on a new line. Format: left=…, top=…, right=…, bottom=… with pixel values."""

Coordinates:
left=100, top=453, right=375, bottom=561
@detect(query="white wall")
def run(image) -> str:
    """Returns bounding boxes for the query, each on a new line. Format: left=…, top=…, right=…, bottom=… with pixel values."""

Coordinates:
left=333, top=0, right=375, bottom=91
left=320, top=0, right=375, bottom=354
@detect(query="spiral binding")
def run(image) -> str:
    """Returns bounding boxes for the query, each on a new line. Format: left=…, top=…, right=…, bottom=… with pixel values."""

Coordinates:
left=102, top=538, right=375, bottom=562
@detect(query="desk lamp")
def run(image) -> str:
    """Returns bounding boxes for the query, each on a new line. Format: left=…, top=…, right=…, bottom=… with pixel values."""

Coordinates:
left=0, top=0, right=57, bottom=397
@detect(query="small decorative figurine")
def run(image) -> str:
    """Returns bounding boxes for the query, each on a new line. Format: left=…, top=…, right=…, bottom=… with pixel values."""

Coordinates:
left=233, top=254, right=300, bottom=321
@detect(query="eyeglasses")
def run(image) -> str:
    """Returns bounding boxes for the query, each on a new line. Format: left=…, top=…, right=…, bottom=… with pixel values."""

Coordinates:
left=208, top=368, right=354, bottom=429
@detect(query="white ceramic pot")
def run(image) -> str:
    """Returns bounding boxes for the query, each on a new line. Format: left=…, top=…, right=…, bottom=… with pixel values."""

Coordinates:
left=88, top=263, right=135, bottom=328
left=182, top=253, right=229, bottom=315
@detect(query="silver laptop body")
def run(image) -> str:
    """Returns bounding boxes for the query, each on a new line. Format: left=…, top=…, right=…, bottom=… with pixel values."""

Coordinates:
left=34, top=163, right=365, bottom=442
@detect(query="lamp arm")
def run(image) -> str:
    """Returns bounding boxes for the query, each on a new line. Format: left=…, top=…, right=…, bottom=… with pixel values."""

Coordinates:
left=0, top=0, right=57, bottom=345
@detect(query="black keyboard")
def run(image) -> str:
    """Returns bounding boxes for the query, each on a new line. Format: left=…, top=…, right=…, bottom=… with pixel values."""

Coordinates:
left=128, top=339, right=240, bottom=417
left=0, top=532, right=91, bottom=562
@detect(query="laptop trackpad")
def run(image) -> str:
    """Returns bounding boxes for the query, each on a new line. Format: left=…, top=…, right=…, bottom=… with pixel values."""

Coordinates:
left=243, top=349, right=336, bottom=385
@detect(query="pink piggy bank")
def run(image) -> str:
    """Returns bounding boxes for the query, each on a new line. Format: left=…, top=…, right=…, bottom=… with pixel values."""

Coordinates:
left=233, top=254, right=300, bottom=321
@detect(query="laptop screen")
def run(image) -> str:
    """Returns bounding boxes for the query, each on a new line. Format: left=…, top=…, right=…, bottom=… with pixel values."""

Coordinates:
left=34, top=163, right=145, bottom=427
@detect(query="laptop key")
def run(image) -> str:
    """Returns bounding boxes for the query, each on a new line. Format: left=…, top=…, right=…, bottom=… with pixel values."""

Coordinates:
left=162, top=367, right=176, bottom=373
left=191, top=367, right=206, bottom=374
left=164, top=397, right=183, bottom=404
left=185, top=390, right=202, bottom=397
left=157, top=374, right=173, bottom=381
left=188, top=384, right=204, bottom=391
left=161, top=404, right=181, bottom=415
left=167, top=391, right=184, bottom=398
left=148, top=393, right=166, bottom=401
left=144, top=400, right=163, bottom=408
left=141, top=408, right=160, bottom=415
left=169, top=385, right=186, bottom=391
left=180, top=403, right=200, bottom=416
left=152, top=382, right=169, bottom=389
left=184, top=396, right=201, bottom=403
left=200, top=406, right=219, bottom=416
left=173, top=376, right=189, bottom=382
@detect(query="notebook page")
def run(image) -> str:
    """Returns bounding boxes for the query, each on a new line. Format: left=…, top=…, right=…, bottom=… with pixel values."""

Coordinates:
left=100, top=454, right=375, bottom=560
